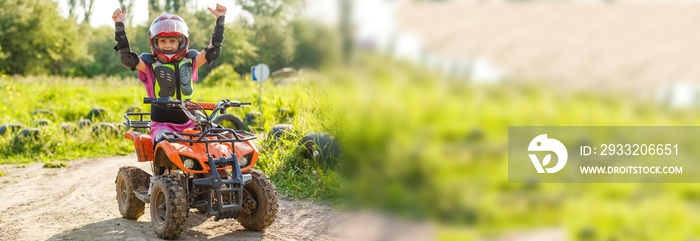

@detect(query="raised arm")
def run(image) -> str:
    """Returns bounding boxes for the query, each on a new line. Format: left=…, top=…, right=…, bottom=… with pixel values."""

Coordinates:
left=194, top=4, right=227, bottom=70
left=112, top=8, right=147, bottom=73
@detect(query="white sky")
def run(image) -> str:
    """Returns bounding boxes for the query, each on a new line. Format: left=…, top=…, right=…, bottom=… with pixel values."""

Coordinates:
left=55, top=0, right=394, bottom=29
left=55, top=0, right=402, bottom=53
left=56, top=0, right=244, bottom=27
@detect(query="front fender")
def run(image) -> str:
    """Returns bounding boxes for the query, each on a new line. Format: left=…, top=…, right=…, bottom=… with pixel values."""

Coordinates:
left=155, top=141, right=208, bottom=173
left=234, top=141, right=259, bottom=171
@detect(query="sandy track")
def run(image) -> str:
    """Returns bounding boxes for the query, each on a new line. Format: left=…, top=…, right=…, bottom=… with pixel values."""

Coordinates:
left=0, top=156, right=349, bottom=241
left=0, top=155, right=434, bottom=241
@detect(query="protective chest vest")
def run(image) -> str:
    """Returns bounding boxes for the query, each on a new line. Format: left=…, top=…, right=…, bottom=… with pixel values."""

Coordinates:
left=153, top=58, right=194, bottom=100
left=140, top=50, right=199, bottom=124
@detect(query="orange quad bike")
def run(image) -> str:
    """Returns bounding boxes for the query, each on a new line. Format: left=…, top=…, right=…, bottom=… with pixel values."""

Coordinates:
left=116, top=97, right=278, bottom=239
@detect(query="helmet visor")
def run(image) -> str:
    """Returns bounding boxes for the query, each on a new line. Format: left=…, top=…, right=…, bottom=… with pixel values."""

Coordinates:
left=149, top=19, right=189, bottom=39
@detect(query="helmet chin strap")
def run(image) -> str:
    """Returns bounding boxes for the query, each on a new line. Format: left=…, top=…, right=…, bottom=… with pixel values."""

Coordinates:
left=155, top=54, right=183, bottom=63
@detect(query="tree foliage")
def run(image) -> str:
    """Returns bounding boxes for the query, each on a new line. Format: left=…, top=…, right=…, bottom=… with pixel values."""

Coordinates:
left=149, top=0, right=190, bottom=19
left=0, top=0, right=84, bottom=75
left=118, top=0, right=136, bottom=23
left=0, top=0, right=341, bottom=79
left=251, top=17, right=296, bottom=71
left=66, top=0, right=96, bottom=24
left=0, top=45, right=6, bottom=74
left=289, top=19, right=341, bottom=69
left=236, top=0, right=303, bottom=20
left=80, top=0, right=96, bottom=24
left=75, top=26, right=132, bottom=77
left=220, top=22, right=259, bottom=75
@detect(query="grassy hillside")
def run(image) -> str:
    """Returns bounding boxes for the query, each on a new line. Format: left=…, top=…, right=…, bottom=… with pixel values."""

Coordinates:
left=2, top=56, right=700, bottom=240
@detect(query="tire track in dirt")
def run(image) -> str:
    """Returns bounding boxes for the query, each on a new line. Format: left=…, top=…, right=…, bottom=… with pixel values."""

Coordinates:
left=0, top=155, right=434, bottom=241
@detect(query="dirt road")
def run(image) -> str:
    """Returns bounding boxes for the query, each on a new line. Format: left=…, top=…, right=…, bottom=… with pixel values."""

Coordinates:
left=0, top=155, right=433, bottom=241
left=400, top=2, right=700, bottom=93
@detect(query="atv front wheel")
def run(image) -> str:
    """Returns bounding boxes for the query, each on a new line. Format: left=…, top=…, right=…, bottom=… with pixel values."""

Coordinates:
left=213, top=114, right=244, bottom=130
left=150, top=175, right=188, bottom=240
left=238, top=169, right=279, bottom=230
left=115, top=166, right=150, bottom=219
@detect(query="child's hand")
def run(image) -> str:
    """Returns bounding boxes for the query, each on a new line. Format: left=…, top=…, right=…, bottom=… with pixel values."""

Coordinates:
left=112, top=8, right=127, bottom=22
left=207, top=4, right=227, bottom=18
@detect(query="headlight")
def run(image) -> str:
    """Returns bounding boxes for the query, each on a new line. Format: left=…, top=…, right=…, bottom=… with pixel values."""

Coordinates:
left=239, top=156, right=248, bottom=167
left=183, top=158, right=195, bottom=169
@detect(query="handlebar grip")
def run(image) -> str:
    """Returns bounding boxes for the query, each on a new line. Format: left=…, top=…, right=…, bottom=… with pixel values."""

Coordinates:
left=192, top=102, right=216, bottom=110
left=241, top=102, right=251, bottom=105
left=143, top=97, right=176, bottom=104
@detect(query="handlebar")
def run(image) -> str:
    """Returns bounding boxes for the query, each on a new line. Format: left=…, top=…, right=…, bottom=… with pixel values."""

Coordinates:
left=143, top=97, right=251, bottom=124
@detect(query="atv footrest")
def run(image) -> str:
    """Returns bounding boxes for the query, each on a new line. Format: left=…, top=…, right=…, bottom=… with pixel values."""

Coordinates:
left=133, top=190, right=150, bottom=204
left=221, top=204, right=240, bottom=210
left=191, top=200, right=207, bottom=209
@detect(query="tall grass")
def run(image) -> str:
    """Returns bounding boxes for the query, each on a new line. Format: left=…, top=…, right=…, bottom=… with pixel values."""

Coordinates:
left=3, top=55, right=700, bottom=240
left=0, top=75, right=142, bottom=163
left=304, top=56, right=700, bottom=239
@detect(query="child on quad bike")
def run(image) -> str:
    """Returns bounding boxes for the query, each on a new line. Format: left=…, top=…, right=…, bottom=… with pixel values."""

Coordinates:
left=113, top=5, right=279, bottom=240
left=112, top=4, right=227, bottom=143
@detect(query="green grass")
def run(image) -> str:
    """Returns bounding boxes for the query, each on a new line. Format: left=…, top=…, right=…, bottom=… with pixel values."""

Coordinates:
left=42, top=161, right=67, bottom=168
left=3, top=55, right=700, bottom=240
left=0, top=76, right=139, bottom=163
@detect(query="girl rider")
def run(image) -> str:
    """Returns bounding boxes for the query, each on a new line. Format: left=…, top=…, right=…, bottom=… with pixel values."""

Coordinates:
left=112, top=4, right=227, bottom=143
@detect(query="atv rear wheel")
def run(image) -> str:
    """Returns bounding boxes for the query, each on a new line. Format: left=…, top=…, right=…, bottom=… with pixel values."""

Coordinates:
left=150, top=175, right=188, bottom=240
left=238, top=169, right=278, bottom=230
left=115, top=166, right=150, bottom=219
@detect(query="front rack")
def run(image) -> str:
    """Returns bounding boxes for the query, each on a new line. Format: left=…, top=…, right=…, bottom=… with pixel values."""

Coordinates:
left=160, top=128, right=257, bottom=144
left=123, top=110, right=257, bottom=145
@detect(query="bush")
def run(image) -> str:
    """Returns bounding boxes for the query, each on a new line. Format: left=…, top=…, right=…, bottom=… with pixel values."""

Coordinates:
left=200, top=64, right=241, bottom=87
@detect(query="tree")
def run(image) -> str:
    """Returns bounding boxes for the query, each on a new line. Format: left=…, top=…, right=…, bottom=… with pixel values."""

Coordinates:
left=0, top=45, right=6, bottom=75
left=80, top=0, right=96, bottom=24
left=66, top=0, right=96, bottom=24
left=76, top=26, right=133, bottom=77
left=67, top=0, right=78, bottom=19
left=251, top=17, right=296, bottom=71
left=339, top=0, right=353, bottom=62
left=165, top=0, right=185, bottom=13
left=236, top=0, right=303, bottom=20
left=0, top=0, right=84, bottom=75
left=149, top=0, right=190, bottom=19
left=118, top=0, right=136, bottom=23
left=183, top=10, right=259, bottom=77
left=289, top=19, right=341, bottom=69
left=220, top=21, right=259, bottom=75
